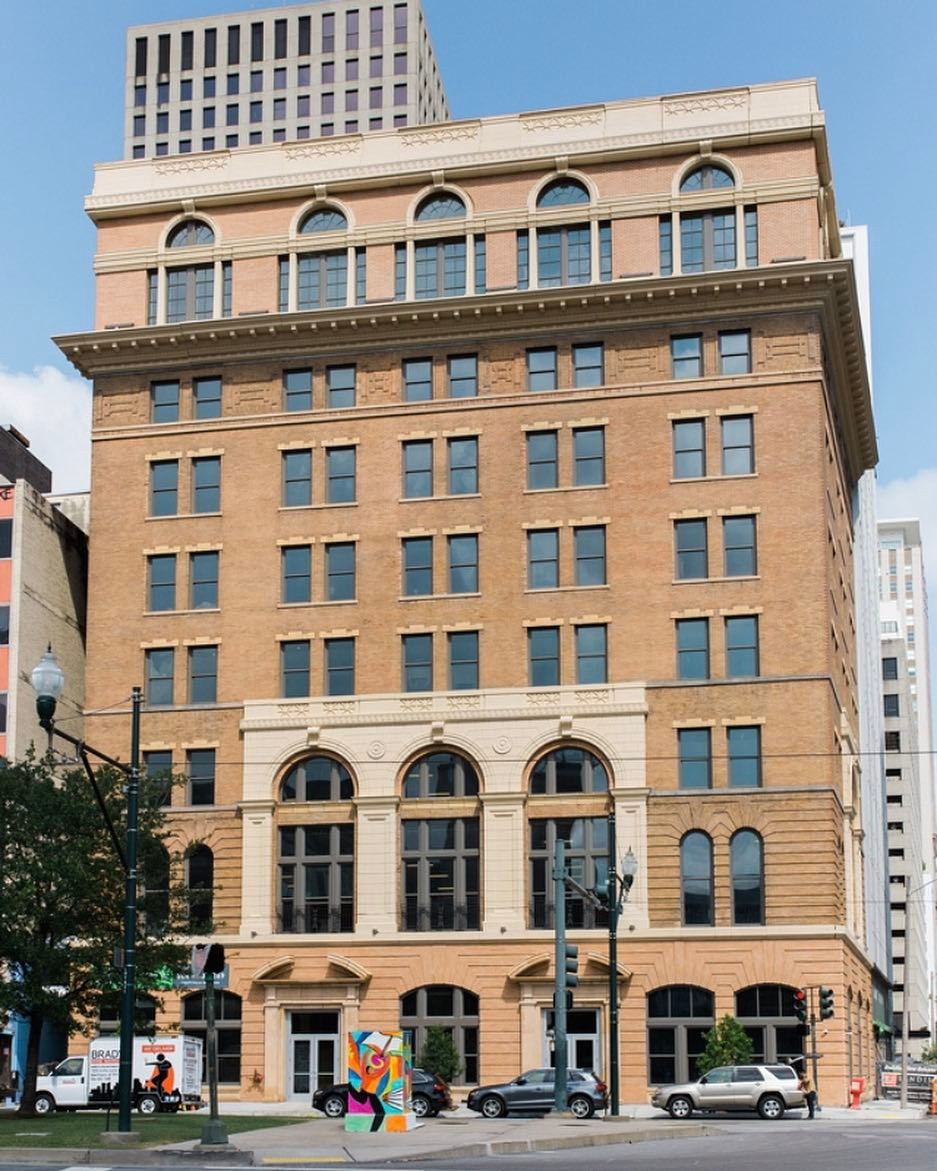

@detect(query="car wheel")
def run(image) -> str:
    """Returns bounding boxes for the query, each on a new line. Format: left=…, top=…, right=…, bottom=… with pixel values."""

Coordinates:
left=411, top=1093, right=432, bottom=1118
left=667, top=1094, right=693, bottom=1120
left=33, top=1093, right=55, bottom=1116
left=758, top=1094, right=785, bottom=1120
left=568, top=1094, right=594, bottom=1120
left=321, top=1093, right=347, bottom=1119
left=137, top=1094, right=160, bottom=1115
left=480, top=1095, right=506, bottom=1119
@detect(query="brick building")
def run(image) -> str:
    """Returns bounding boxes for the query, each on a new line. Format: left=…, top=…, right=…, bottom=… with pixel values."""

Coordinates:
left=56, top=77, right=879, bottom=1104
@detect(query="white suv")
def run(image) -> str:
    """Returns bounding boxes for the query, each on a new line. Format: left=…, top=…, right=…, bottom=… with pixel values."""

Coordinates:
left=651, top=1064, right=805, bottom=1120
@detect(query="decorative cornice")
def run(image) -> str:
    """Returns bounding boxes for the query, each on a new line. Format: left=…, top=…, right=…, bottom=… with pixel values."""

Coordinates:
left=153, top=155, right=231, bottom=176
left=664, top=91, right=747, bottom=116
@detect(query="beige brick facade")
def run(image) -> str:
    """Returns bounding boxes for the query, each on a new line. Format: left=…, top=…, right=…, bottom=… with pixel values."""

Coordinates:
left=58, top=79, right=879, bottom=1107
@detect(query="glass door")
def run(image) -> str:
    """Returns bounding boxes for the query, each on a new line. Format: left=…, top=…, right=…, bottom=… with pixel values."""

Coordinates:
left=288, top=1012, right=340, bottom=1101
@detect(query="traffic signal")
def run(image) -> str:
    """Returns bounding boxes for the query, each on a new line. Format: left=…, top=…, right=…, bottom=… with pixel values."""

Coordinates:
left=819, top=986, right=834, bottom=1020
left=564, top=944, right=579, bottom=990
left=793, top=988, right=808, bottom=1024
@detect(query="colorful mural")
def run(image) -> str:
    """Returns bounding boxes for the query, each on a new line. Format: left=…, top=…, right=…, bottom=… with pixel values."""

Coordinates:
left=344, top=1029, right=416, bottom=1132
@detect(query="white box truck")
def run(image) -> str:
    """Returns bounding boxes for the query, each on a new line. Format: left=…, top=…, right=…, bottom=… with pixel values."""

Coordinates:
left=35, top=1034, right=203, bottom=1115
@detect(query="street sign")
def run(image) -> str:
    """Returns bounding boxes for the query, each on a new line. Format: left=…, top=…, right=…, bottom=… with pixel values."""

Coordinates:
left=174, top=965, right=229, bottom=990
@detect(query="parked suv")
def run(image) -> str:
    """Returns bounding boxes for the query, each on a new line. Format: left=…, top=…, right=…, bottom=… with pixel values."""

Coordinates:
left=651, top=1064, right=804, bottom=1120
left=466, top=1068, right=607, bottom=1119
left=312, top=1068, right=452, bottom=1118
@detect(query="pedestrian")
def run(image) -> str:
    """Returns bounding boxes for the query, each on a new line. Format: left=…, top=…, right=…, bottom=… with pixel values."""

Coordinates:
left=801, top=1069, right=817, bottom=1119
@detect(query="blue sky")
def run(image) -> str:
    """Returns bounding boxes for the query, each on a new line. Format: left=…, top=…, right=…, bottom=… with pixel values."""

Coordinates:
left=0, top=0, right=934, bottom=504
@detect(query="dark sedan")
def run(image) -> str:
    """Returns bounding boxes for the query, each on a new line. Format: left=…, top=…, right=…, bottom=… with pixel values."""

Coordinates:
left=312, top=1068, right=453, bottom=1118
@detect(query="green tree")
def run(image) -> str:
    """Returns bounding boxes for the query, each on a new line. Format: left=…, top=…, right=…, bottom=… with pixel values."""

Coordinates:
left=417, top=1026, right=462, bottom=1084
left=696, top=1014, right=754, bottom=1075
left=919, top=1041, right=937, bottom=1065
left=0, top=756, right=191, bottom=1116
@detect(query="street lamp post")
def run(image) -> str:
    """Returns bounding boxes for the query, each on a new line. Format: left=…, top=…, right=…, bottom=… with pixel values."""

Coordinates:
left=605, top=814, right=637, bottom=1117
left=31, top=647, right=142, bottom=1135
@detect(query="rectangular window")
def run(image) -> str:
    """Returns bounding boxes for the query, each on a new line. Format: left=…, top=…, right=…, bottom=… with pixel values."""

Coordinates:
left=282, top=449, right=312, bottom=507
left=882, top=657, right=898, bottom=681
left=447, top=437, right=478, bottom=495
left=671, top=334, right=703, bottom=379
left=369, top=85, right=382, bottom=108
left=145, top=648, right=174, bottom=707
left=529, top=818, right=608, bottom=929
left=250, top=21, right=263, bottom=60
left=327, top=364, right=356, bottom=408
left=0, top=520, right=9, bottom=559
left=326, top=637, right=355, bottom=696
left=572, top=343, right=603, bottom=388
left=474, top=236, right=487, bottom=294
left=719, top=330, right=751, bottom=375
left=282, top=545, right=312, bottom=604
left=188, top=645, right=218, bottom=704
left=884, top=693, right=900, bottom=718
left=721, top=415, right=754, bottom=475
left=203, top=106, right=216, bottom=128
left=394, top=3, right=407, bottom=42
left=402, top=817, right=479, bottom=931
left=658, top=215, right=673, bottom=276
left=575, top=624, right=607, bottom=684
left=573, top=427, right=605, bottom=486
left=517, top=230, right=529, bottom=290
left=193, top=376, right=222, bottom=419
left=298, top=14, right=311, bottom=54
left=395, top=243, right=407, bottom=301
left=370, top=5, right=383, bottom=45
left=192, top=456, right=221, bottom=513
left=190, top=551, right=219, bottom=610
left=346, top=8, right=360, bottom=48
left=403, top=357, right=432, bottom=401
left=187, top=748, right=215, bottom=805
left=447, top=354, right=477, bottom=398
left=250, top=99, right=263, bottom=123
left=326, top=445, right=356, bottom=503
left=727, top=726, right=762, bottom=788
left=150, top=460, right=179, bottom=516
left=675, top=519, right=708, bottom=580
left=152, top=380, right=180, bottom=422
left=673, top=419, right=705, bottom=479
left=886, top=730, right=901, bottom=751
left=402, top=633, right=433, bottom=692
left=745, top=206, right=758, bottom=267
left=134, top=36, right=148, bottom=76
left=321, top=11, right=335, bottom=51
left=403, top=440, right=432, bottom=497
left=528, top=627, right=560, bottom=687
left=147, top=554, right=176, bottom=612
left=448, top=534, right=478, bottom=594
left=526, top=431, right=558, bottom=490
left=281, top=640, right=311, bottom=698
left=678, top=727, right=711, bottom=789
left=143, top=750, right=173, bottom=807
left=448, top=631, right=479, bottom=690
left=326, top=542, right=356, bottom=600
left=274, top=17, right=287, bottom=57
left=725, top=615, right=759, bottom=677
left=676, top=618, right=709, bottom=680
left=599, top=222, right=612, bottom=283
left=723, top=515, right=757, bottom=576
left=574, top=525, right=606, bottom=586
left=0, top=605, right=8, bottom=646
left=393, top=82, right=407, bottom=105
left=284, top=368, right=312, bottom=411
left=527, top=347, right=557, bottom=391
left=226, top=27, right=240, bottom=65
left=527, top=529, right=559, bottom=589
left=403, top=536, right=433, bottom=596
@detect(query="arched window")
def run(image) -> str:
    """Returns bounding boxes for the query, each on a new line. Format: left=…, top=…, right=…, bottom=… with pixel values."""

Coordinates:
left=731, top=829, right=764, bottom=925
left=536, top=178, right=590, bottom=208
left=280, top=755, right=354, bottom=802
left=98, top=993, right=157, bottom=1036
left=680, top=832, right=713, bottom=925
left=401, top=750, right=479, bottom=931
left=149, top=219, right=229, bottom=325
left=167, top=218, right=215, bottom=247
left=299, top=207, right=348, bottom=233
left=403, top=751, right=478, bottom=798
left=530, top=747, right=608, bottom=794
left=400, top=985, right=478, bottom=1084
left=415, top=192, right=466, bottom=221
left=735, top=984, right=805, bottom=1065
left=182, top=991, right=242, bottom=1083
left=679, top=164, right=734, bottom=192
left=187, top=844, right=214, bottom=928
left=647, top=985, right=714, bottom=1083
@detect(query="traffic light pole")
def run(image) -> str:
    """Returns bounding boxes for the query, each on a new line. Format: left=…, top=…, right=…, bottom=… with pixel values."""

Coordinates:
left=553, top=839, right=568, bottom=1114
left=810, top=987, right=820, bottom=1110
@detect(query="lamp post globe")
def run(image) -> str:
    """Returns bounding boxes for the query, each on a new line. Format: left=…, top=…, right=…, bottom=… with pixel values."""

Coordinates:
left=31, top=646, right=65, bottom=728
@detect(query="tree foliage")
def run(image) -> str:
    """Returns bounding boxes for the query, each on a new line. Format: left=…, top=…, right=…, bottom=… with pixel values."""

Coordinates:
left=0, top=755, right=192, bottom=1115
left=417, top=1026, right=462, bottom=1085
left=696, top=1014, right=754, bottom=1075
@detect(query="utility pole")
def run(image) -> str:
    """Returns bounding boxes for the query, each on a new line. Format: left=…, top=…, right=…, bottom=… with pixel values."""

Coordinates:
left=553, top=839, right=568, bottom=1114
left=809, top=987, right=820, bottom=1110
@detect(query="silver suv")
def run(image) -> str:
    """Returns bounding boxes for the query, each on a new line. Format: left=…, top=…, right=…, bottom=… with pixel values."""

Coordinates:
left=651, top=1064, right=804, bottom=1120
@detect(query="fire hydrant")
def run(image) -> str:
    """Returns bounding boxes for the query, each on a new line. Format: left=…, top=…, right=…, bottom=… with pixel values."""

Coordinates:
left=849, top=1076, right=866, bottom=1108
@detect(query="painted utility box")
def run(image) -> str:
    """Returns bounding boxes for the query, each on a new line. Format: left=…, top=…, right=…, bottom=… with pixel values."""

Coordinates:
left=344, top=1030, right=416, bottom=1132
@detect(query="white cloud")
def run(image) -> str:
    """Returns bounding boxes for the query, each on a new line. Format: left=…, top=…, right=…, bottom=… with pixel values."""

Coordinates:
left=0, top=364, right=91, bottom=493
left=878, top=468, right=937, bottom=594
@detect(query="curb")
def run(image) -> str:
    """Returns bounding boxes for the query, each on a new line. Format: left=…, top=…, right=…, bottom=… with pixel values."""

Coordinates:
left=0, top=1148, right=253, bottom=1166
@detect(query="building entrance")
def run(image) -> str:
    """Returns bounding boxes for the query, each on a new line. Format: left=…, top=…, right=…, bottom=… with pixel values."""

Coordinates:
left=287, top=1011, right=339, bottom=1101
left=542, top=1008, right=601, bottom=1074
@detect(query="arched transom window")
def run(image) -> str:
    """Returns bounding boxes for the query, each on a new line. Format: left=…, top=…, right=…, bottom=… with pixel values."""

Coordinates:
left=149, top=218, right=229, bottom=325
left=280, top=755, right=354, bottom=802
left=300, top=207, right=348, bottom=233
